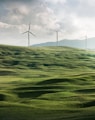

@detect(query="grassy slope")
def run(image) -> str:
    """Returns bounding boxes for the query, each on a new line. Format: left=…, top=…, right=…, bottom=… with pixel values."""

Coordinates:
left=0, top=45, right=95, bottom=120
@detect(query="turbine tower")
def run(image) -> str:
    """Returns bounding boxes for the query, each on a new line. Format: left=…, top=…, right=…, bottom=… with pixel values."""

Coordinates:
left=85, top=35, right=87, bottom=50
left=55, top=30, right=59, bottom=46
left=23, top=23, right=35, bottom=47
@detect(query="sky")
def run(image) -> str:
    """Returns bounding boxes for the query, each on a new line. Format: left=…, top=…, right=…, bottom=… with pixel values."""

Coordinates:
left=0, top=0, right=95, bottom=46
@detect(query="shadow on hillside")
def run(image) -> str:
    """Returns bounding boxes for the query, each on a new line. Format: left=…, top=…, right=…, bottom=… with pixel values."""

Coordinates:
left=15, top=90, right=57, bottom=99
left=14, top=85, right=66, bottom=91
left=80, top=100, right=95, bottom=108
left=36, top=78, right=75, bottom=85
left=0, top=94, right=5, bottom=101
left=75, top=88, right=95, bottom=94
left=0, top=70, right=17, bottom=76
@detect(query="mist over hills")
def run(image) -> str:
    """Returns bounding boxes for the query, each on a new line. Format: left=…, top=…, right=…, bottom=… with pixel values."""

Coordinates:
left=33, top=37, right=95, bottom=49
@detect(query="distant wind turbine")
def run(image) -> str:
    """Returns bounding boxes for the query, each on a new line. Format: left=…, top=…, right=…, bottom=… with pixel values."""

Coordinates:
left=85, top=35, right=88, bottom=50
left=56, top=30, right=59, bottom=46
left=23, top=23, right=36, bottom=47
left=53, top=30, right=60, bottom=46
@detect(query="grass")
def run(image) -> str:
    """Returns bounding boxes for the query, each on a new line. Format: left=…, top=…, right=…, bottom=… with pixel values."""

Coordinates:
left=0, top=45, right=95, bottom=119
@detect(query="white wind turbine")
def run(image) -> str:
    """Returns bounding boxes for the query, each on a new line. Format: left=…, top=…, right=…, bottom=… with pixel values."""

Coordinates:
left=23, top=23, right=36, bottom=47
left=85, top=35, right=88, bottom=50
left=52, top=30, right=60, bottom=46
left=56, top=30, right=59, bottom=46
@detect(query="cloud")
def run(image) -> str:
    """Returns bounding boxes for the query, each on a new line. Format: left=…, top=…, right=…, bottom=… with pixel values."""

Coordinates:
left=64, top=0, right=95, bottom=18
left=0, top=0, right=95, bottom=46
left=0, top=22, right=10, bottom=29
left=45, top=0, right=66, bottom=4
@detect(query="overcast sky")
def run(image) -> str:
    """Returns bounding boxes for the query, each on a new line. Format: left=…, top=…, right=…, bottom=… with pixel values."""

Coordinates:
left=0, top=0, right=95, bottom=46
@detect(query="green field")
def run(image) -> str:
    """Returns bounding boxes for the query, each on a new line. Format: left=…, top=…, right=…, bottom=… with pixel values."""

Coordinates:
left=0, top=45, right=95, bottom=120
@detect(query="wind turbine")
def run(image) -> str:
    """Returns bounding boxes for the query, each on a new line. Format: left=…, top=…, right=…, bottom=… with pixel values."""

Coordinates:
left=85, top=35, right=88, bottom=50
left=23, top=23, right=35, bottom=47
left=53, top=30, right=60, bottom=46
left=56, top=30, right=59, bottom=46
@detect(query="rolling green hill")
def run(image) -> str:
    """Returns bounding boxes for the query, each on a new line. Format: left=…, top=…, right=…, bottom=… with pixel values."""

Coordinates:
left=0, top=45, right=95, bottom=120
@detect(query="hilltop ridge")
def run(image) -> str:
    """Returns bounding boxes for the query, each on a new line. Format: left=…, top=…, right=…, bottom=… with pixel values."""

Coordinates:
left=0, top=45, right=93, bottom=70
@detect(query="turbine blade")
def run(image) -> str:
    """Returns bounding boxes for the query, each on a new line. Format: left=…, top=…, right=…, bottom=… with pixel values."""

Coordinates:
left=29, top=31, right=36, bottom=37
left=22, top=31, right=28, bottom=34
